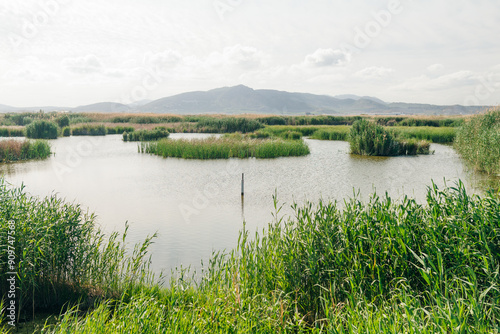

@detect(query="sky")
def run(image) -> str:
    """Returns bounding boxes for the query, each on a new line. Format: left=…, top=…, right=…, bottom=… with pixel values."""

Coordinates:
left=1, top=0, right=500, bottom=107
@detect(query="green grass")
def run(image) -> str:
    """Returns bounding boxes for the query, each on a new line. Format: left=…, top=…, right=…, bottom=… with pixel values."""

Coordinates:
left=0, top=140, right=51, bottom=162
left=391, top=126, right=457, bottom=143
left=105, top=126, right=135, bottom=135
left=0, top=179, right=158, bottom=325
left=9, top=181, right=494, bottom=333
left=123, top=128, right=169, bottom=142
left=71, top=124, right=107, bottom=136
left=0, top=127, right=24, bottom=137
left=308, top=126, right=350, bottom=141
left=141, top=134, right=310, bottom=159
left=455, top=109, right=500, bottom=176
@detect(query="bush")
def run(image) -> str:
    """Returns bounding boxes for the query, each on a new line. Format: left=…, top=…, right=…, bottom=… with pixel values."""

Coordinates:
left=62, top=127, right=71, bottom=137
left=25, top=120, right=58, bottom=139
left=56, top=115, right=70, bottom=128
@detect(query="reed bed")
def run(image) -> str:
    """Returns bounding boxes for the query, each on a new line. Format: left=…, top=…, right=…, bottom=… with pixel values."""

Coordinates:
left=349, top=119, right=431, bottom=156
left=35, top=181, right=500, bottom=333
left=455, top=109, right=500, bottom=176
left=122, top=128, right=169, bottom=142
left=0, top=127, right=24, bottom=138
left=0, top=140, right=51, bottom=162
left=0, top=179, right=158, bottom=324
left=71, top=124, right=107, bottom=136
left=141, top=135, right=310, bottom=159
left=308, top=126, right=350, bottom=141
left=105, top=126, right=135, bottom=135
left=391, top=126, right=457, bottom=143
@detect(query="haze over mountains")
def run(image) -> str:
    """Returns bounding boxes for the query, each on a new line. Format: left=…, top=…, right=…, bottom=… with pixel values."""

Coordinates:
left=0, top=85, right=488, bottom=115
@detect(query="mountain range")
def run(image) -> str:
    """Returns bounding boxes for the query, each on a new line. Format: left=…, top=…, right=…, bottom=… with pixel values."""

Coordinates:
left=0, top=85, right=489, bottom=115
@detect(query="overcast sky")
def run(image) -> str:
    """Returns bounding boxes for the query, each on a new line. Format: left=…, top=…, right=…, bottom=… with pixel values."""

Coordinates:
left=1, top=0, right=499, bottom=107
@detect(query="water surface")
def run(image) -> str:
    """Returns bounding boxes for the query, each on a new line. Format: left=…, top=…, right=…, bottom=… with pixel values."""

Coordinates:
left=0, top=134, right=480, bottom=275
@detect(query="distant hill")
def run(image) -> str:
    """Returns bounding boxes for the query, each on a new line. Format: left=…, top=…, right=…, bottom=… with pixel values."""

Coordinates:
left=71, top=102, right=130, bottom=113
left=139, top=85, right=486, bottom=115
left=0, top=86, right=489, bottom=115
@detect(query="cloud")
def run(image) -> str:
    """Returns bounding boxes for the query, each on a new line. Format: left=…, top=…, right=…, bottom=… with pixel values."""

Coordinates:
left=144, top=50, right=182, bottom=71
left=355, top=66, right=394, bottom=79
left=61, top=54, right=104, bottom=74
left=304, top=48, right=350, bottom=67
left=221, top=44, right=267, bottom=69
left=427, top=63, right=444, bottom=73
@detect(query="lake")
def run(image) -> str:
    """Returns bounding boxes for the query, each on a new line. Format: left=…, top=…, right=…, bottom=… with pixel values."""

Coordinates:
left=0, top=134, right=482, bottom=276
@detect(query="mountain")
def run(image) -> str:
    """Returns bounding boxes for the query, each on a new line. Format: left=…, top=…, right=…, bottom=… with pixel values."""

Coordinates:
left=139, top=85, right=486, bottom=115
left=334, top=94, right=387, bottom=105
left=71, top=102, right=130, bottom=113
left=0, top=104, right=16, bottom=112
left=0, top=86, right=490, bottom=115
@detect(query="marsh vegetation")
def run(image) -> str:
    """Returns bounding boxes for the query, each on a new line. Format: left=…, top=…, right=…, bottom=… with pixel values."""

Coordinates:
left=0, top=140, right=51, bottom=163
left=1, top=180, right=499, bottom=332
left=140, top=133, right=310, bottom=159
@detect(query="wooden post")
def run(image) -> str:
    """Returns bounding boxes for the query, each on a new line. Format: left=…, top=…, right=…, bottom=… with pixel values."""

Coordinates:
left=241, top=173, right=244, bottom=196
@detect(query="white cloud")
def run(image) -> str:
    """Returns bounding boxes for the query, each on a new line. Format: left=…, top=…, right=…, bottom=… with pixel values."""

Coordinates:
left=61, top=54, right=104, bottom=74
left=220, top=45, right=267, bottom=70
left=304, top=48, right=350, bottom=67
left=144, top=50, right=182, bottom=71
left=427, top=63, right=444, bottom=73
left=355, top=66, right=394, bottom=79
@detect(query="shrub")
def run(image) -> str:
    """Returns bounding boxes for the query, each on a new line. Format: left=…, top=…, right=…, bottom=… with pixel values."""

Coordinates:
left=62, top=127, right=71, bottom=137
left=25, top=120, right=58, bottom=139
left=56, top=115, right=70, bottom=128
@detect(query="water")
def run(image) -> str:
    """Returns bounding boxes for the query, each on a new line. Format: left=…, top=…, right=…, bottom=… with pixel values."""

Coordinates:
left=0, top=134, right=481, bottom=275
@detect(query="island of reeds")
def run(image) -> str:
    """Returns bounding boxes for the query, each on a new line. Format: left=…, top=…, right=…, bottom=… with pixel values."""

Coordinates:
left=140, top=133, right=310, bottom=159
left=0, top=140, right=51, bottom=163
left=122, top=128, right=169, bottom=142
left=348, top=119, right=431, bottom=156
left=1, top=178, right=499, bottom=332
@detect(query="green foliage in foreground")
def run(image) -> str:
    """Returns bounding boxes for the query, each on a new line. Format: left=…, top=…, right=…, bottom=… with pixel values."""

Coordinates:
left=71, top=124, right=107, bottom=136
left=25, top=120, right=58, bottom=139
left=455, top=109, right=500, bottom=176
left=141, top=135, right=310, bottom=159
left=0, top=179, right=157, bottom=323
left=123, top=128, right=169, bottom=142
left=34, top=182, right=500, bottom=333
left=0, top=140, right=51, bottom=162
left=349, top=119, right=431, bottom=156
